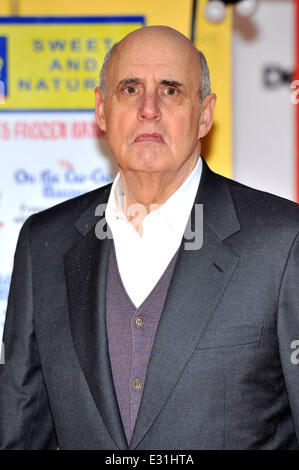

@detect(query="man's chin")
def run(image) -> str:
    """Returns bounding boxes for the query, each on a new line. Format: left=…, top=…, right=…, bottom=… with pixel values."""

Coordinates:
left=129, top=152, right=170, bottom=173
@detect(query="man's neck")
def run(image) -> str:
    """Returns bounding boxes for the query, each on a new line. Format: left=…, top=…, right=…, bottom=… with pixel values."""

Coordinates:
left=118, top=154, right=200, bottom=234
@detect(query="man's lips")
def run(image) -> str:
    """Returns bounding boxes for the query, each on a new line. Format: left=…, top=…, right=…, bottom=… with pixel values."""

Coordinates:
left=134, top=133, right=164, bottom=143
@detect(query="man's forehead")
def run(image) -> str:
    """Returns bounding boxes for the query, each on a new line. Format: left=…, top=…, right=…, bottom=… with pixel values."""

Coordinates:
left=111, top=68, right=191, bottom=91
left=110, top=52, right=198, bottom=85
left=115, top=61, right=187, bottom=77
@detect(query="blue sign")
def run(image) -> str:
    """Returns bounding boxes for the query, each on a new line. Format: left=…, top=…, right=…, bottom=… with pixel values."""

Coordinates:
left=0, top=37, right=8, bottom=97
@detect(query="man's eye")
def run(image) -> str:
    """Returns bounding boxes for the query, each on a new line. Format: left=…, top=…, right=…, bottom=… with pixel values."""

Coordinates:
left=124, top=86, right=137, bottom=94
left=164, top=87, right=177, bottom=96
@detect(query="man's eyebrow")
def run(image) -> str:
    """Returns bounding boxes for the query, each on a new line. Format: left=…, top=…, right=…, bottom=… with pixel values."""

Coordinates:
left=117, top=77, right=142, bottom=88
left=160, top=79, right=183, bottom=88
left=116, top=78, right=184, bottom=89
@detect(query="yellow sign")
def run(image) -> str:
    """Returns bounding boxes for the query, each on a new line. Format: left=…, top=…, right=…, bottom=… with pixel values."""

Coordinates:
left=0, top=17, right=144, bottom=110
left=195, top=0, right=232, bottom=177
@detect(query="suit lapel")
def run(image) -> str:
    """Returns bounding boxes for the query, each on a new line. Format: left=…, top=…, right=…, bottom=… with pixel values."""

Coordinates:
left=129, top=159, right=241, bottom=449
left=64, top=188, right=128, bottom=450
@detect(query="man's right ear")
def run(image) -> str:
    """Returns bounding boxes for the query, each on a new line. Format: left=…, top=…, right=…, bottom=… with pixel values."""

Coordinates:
left=95, top=87, right=106, bottom=132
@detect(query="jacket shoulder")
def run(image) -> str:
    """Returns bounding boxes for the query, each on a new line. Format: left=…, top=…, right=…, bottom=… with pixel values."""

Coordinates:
left=223, top=175, right=299, bottom=234
left=19, top=183, right=112, bottom=250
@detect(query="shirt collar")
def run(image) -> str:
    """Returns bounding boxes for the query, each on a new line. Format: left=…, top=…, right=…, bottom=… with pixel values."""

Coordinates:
left=106, top=172, right=126, bottom=220
left=157, top=156, right=202, bottom=233
left=106, top=156, right=202, bottom=233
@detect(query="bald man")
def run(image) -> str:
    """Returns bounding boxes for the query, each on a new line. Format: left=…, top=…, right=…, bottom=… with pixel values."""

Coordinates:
left=0, top=26, right=299, bottom=450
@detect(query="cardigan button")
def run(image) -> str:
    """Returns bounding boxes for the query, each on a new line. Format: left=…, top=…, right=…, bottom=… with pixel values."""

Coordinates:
left=134, top=317, right=144, bottom=328
left=132, top=378, right=143, bottom=390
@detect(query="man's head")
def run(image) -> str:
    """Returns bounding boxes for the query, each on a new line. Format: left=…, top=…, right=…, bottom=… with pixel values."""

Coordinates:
left=95, top=26, right=216, bottom=176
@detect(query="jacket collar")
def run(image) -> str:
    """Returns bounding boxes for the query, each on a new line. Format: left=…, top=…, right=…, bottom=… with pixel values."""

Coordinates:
left=74, top=157, right=240, bottom=241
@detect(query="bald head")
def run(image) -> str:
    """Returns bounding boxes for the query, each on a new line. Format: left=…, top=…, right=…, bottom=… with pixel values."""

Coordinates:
left=95, top=24, right=216, bottom=187
left=99, top=25, right=210, bottom=101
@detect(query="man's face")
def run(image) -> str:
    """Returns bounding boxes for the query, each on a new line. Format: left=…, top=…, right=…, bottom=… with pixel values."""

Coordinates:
left=96, top=30, right=215, bottom=175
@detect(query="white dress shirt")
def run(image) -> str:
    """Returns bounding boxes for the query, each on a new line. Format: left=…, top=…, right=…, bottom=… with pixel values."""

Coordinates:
left=105, top=156, right=202, bottom=308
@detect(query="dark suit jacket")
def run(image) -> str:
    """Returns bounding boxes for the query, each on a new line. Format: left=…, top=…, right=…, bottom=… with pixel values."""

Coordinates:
left=0, top=158, right=299, bottom=450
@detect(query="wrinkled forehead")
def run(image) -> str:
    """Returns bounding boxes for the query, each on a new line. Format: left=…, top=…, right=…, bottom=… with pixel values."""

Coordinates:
left=107, top=30, right=201, bottom=87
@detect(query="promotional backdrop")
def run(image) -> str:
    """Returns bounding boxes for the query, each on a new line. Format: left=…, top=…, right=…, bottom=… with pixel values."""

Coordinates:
left=0, top=1, right=232, bottom=339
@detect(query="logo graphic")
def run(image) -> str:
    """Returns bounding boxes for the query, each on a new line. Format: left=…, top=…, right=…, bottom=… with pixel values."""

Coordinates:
left=0, top=37, right=7, bottom=103
left=263, top=65, right=292, bottom=89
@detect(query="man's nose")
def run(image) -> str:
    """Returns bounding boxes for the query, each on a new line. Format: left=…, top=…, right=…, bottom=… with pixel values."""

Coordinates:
left=137, top=92, right=161, bottom=121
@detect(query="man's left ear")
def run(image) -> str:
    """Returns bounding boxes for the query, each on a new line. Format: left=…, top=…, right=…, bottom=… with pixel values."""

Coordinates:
left=198, top=93, right=217, bottom=139
left=95, top=86, right=107, bottom=132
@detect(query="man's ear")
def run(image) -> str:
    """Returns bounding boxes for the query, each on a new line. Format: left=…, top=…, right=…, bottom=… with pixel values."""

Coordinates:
left=198, top=93, right=217, bottom=139
left=95, top=86, right=107, bottom=132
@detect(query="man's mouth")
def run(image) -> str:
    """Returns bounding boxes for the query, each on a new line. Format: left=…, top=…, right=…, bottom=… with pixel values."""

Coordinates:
left=134, top=133, right=164, bottom=143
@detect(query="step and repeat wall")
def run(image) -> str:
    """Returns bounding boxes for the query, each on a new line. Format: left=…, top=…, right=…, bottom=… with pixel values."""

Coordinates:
left=0, top=0, right=232, bottom=337
left=0, top=0, right=297, bottom=338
